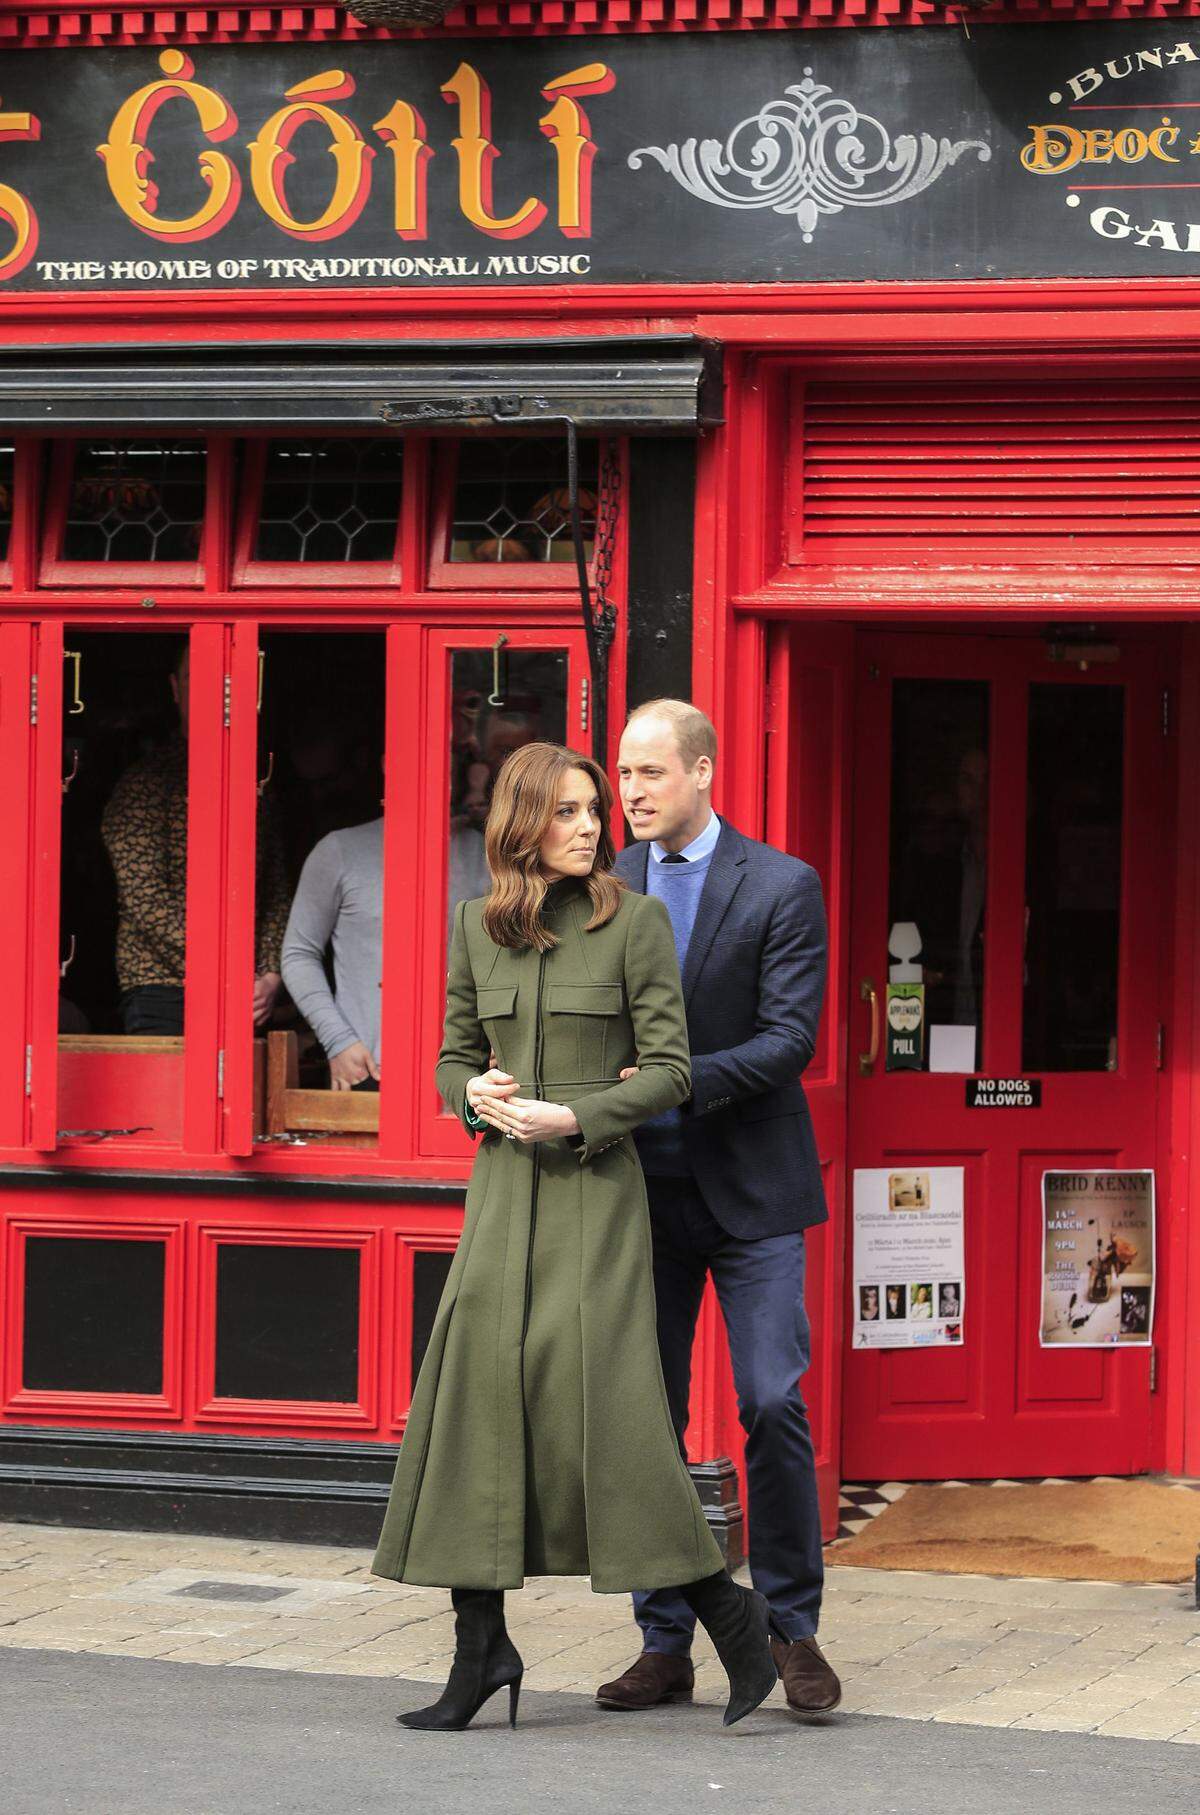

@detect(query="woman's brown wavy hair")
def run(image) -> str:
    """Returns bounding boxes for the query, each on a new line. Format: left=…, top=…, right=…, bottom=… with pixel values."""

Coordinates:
left=482, top=742, right=625, bottom=951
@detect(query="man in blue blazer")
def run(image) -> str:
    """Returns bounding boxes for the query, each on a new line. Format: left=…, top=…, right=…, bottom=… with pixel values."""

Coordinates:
left=596, top=698, right=840, bottom=1719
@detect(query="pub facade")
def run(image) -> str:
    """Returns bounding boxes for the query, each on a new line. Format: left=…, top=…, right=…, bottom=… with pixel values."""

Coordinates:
left=0, top=0, right=1197, bottom=1549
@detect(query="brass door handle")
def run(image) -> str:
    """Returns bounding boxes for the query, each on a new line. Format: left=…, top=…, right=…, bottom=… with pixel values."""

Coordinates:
left=859, top=977, right=880, bottom=1075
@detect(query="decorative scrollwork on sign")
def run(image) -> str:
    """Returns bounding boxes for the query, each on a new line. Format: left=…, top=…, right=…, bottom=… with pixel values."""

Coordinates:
left=628, top=68, right=991, bottom=244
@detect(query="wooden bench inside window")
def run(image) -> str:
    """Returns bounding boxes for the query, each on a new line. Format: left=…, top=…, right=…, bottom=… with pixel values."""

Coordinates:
left=265, top=1030, right=379, bottom=1140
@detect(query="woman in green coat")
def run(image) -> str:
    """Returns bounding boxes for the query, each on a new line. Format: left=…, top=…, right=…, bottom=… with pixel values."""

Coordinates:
left=373, top=741, right=778, bottom=1732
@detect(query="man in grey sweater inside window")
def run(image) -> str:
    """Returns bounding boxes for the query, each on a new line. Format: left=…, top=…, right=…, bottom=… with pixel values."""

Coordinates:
left=281, top=817, right=383, bottom=1090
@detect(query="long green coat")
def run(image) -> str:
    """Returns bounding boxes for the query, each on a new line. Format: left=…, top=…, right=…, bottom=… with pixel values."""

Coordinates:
left=372, top=878, right=722, bottom=1594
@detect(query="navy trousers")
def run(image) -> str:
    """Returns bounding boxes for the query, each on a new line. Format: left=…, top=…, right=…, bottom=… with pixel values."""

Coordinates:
left=635, top=1174, right=824, bottom=1650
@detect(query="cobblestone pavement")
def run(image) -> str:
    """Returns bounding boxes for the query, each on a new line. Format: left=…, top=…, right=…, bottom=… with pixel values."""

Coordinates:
left=0, top=1521, right=1198, bottom=1743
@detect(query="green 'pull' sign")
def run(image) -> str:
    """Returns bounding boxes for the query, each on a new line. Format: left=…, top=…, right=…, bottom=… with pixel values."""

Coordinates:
left=886, top=983, right=925, bottom=1071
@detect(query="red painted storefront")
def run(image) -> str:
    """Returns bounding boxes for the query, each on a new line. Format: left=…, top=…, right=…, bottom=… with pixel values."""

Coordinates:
left=0, top=0, right=1198, bottom=1548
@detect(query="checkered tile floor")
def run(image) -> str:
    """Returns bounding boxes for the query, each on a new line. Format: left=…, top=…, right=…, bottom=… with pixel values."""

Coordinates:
left=834, top=1476, right=1200, bottom=1542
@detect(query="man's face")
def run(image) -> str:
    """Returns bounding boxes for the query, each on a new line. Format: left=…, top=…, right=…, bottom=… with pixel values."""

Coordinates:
left=617, top=715, right=710, bottom=846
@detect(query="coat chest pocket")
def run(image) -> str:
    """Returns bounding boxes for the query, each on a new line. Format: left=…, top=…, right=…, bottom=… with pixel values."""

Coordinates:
left=476, top=985, right=517, bottom=1022
left=545, top=983, right=623, bottom=1017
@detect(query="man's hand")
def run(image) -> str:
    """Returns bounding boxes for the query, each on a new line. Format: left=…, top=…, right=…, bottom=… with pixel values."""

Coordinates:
left=253, top=971, right=282, bottom=1027
left=330, top=1042, right=381, bottom=1091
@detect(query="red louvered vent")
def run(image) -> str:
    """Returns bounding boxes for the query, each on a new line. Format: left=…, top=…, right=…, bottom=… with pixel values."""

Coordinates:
left=793, top=382, right=1200, bottom=565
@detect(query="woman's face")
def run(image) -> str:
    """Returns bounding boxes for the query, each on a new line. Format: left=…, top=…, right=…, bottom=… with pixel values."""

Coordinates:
left=538, top=767, right=601, bottom=882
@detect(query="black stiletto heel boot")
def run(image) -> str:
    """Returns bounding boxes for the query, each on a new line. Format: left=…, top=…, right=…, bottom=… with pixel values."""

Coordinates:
left=679, top=1571, right=778, bottom=1727
left=397, top=1589, right=524, bottom=1732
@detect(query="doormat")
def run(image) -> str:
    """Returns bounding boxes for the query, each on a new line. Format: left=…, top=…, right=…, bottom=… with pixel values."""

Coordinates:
left=826, top=1479, right=1200, bottom=1584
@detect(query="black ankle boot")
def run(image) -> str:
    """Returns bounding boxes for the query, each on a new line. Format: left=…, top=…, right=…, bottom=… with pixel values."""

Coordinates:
left=679, top=1571, right=778, bottom=1727
left=397, top=1589, right=524, bottom=1732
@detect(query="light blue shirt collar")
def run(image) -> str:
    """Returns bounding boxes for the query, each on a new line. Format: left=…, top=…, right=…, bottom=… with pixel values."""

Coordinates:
left=650, top=812, right=721, bottom=865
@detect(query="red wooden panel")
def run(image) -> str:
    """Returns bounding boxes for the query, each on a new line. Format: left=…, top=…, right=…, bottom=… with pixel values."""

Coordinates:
left=57, top=1044, right=184, bottom=1146
left=193, top=1221, right=379, bottom=1429
left=2, top=1212, right=184, bottom=1423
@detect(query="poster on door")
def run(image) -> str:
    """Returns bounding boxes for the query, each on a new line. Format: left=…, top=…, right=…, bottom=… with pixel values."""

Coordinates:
left=1041, top=1170, right=1155, bottom=1348
left=852, top=1167, right=965, bottom=1349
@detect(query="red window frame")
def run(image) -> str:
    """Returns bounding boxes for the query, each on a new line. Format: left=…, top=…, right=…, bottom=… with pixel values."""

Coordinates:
left=231, top=435, right=406, bottom=591
left=23, top=622, right=232, bottom=1160
left=414, top=623, right=590, bottom=1162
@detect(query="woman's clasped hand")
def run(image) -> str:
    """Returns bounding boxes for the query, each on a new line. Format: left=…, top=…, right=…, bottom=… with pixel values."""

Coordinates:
left=465, top=1067, right=580, bottom=1143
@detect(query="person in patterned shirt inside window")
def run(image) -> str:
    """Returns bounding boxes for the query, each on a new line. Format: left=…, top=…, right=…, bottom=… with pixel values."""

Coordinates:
left=102, top=643, right=289, bottom=1036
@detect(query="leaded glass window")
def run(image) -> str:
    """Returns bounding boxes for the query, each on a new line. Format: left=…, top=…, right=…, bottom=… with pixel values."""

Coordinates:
left=61, top=442, right=205, bottom=563
left=449, top=437, right=597, bottom=565
left=253, top=439, right=404, bottom=564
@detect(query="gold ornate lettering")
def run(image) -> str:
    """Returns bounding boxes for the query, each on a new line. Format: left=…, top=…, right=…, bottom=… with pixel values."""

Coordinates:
left=98, top=49, right=240, bottom=243
left=539, top=64, right=615, bottom=237
left=249, top=72, right=373, bottom=242
left=441, top=62, right=546, bottom=240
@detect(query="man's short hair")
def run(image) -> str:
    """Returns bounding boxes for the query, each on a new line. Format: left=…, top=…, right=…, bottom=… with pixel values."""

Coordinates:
left=625, top=698, right=717, bottom=770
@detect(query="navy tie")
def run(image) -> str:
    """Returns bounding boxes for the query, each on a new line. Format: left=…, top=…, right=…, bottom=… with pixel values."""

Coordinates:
left=660, top=853, right=687, bottom=864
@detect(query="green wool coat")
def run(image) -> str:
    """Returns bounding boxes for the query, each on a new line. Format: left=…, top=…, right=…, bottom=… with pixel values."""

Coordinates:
left=372, top=878, right=723, bottom=1594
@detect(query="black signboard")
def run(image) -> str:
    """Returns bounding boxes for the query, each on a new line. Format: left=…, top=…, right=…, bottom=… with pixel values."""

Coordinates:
left=1, top=25, right=1199, bottom=290
left=966, top=1077, right=1043, bottom=1109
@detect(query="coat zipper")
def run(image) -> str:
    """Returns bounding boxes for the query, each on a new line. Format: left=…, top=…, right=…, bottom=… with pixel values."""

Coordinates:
left=521, top=945, right=548, bottom=1347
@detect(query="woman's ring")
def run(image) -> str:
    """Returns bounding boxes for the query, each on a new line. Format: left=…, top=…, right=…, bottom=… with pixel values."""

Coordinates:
left=505, top=1131, right=515, bottom=1141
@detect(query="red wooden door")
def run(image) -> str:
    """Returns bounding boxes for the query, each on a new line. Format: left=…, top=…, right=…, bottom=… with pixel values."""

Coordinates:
left=843, top=630, right=1167, bottom=1480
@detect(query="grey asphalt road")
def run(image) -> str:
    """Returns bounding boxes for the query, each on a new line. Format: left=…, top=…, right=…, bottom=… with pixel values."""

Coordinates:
left=0, top=1648, right=1195, bottom=1815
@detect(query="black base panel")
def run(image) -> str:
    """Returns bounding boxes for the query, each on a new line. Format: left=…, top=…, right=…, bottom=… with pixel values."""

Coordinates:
left=0, top=1426, right=743, bottom=1560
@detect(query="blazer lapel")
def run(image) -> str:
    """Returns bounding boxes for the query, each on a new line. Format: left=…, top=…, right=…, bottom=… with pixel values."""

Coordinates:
left=620, top=840, right=651, bottom=893
left=681, top=821, right=747, bottom=1007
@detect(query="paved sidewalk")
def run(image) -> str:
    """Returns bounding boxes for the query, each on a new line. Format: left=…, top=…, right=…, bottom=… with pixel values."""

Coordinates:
left=0, top=1521, right=1198, bottom=1742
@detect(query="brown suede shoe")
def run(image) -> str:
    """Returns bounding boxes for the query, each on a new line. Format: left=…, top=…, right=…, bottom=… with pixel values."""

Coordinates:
left=596, top=1652, right=695, bottom=1711
left=770, top=1636, right=842, bottom=1715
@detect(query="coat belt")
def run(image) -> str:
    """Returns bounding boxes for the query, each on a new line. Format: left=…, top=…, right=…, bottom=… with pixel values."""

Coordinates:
left=518, top=1078, right=622, bottom=1100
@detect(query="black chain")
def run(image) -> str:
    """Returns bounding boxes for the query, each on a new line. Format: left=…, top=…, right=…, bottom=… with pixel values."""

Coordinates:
left=591, top=440, right=621, bottom=662
left=564, top=421, right=622, bottom=764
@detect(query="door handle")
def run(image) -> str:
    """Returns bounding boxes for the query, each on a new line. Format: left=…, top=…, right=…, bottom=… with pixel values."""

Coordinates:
left=859, top=977, right=880, bottom=1076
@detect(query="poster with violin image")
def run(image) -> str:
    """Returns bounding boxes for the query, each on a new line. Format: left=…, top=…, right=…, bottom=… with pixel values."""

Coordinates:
left=1040, top=1170, right=1155, bottom=1347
